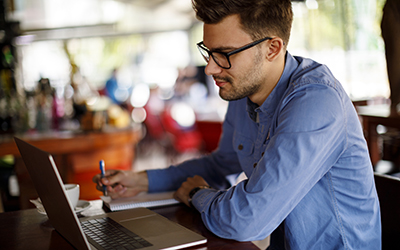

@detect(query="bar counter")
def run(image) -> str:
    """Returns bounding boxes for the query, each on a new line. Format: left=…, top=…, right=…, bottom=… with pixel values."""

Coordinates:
left=0, top=127, right=142, bottom=208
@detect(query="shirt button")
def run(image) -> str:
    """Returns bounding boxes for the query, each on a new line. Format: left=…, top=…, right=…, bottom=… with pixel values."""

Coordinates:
left=238, top=144, right=243, bottom=150
left=261, top=152, right=265, bottom=157
left=253, top=163, right=257, bottom=168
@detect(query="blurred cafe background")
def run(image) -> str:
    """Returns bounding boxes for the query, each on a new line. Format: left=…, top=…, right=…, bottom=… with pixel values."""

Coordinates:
left=0, top=0, right=396, bottom=212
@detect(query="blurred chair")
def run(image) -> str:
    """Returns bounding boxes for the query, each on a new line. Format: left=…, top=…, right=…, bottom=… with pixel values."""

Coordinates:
left=160, top=106, right=202, bottom=154
left=374, top=173, right=400, bottom=249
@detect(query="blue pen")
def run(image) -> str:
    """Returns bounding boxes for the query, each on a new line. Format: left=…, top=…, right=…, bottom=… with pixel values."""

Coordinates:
left=99, top=160, right=107, bottom=196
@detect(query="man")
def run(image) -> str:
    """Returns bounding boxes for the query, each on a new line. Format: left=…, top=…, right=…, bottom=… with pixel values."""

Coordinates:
left=94, top=0, right=381, bottom=249
left=104, top=68, right=121, bottom=104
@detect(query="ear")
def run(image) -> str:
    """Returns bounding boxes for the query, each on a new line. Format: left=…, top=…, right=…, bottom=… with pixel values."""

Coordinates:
left=265, top=37, right=284, bottom=62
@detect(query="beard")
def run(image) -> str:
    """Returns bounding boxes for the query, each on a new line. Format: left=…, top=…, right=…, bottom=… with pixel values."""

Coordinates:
left=216, top=51, right=265, bottom=101
left=217, top=76, right=261, bottom=101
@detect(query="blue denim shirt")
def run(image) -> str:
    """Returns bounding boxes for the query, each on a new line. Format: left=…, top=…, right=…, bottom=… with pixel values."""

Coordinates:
left=147, top=52, right=381, bottom=249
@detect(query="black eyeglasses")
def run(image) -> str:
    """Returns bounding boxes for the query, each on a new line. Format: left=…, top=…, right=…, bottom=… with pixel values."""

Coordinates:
left=197, top=37, right=272, bottom=69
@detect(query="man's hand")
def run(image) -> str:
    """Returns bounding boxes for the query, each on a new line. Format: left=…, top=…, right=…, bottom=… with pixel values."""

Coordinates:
left=174, top=175, right=210, bottom=207
left=92, top=170, right=149, bottom=199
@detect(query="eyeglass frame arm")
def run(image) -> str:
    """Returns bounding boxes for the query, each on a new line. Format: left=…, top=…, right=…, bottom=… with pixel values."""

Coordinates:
left=196, top=37, right=273, bottom=69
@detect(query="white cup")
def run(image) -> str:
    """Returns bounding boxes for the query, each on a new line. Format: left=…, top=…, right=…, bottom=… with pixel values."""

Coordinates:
left=64, top=184, right=80, bottom=208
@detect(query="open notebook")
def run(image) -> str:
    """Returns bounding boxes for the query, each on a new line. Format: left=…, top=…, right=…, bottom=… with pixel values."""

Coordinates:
left=101, top=191, right=180, bottom=211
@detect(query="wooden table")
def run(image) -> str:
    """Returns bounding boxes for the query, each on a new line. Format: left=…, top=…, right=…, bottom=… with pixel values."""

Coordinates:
left=0, top=200, right=259, bottom=250
left=0, top=126, right=141, bottom=208
left=356, top=105, right=400, bottom=166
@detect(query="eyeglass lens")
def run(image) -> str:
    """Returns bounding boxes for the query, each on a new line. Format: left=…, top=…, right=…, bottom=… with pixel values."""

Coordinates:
left=198, top=46, right=230, bottom=69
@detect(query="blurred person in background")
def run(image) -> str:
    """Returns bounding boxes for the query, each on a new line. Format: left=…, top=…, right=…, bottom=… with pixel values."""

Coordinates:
left=104, top=68, right=120, bottom=104
left=381, top=0, right=400, bottom=115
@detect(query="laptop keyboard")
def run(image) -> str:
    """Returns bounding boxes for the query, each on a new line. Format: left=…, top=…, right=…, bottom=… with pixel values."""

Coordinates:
left=81, top=217, right=153, bottom=250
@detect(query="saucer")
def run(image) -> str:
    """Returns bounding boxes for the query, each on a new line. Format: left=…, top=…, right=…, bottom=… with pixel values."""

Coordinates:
left=75, top=200, right=91, bottom=213
left=31, top=198, right=91, bottom=215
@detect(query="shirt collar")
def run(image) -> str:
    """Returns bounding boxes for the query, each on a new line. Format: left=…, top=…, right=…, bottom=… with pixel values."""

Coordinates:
left=246, top=52, right=299, bottom=123
left=246, top=98, right=259, bottom=122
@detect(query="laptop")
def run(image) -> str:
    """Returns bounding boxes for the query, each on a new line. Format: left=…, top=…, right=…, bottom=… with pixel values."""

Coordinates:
left=14, top=137, right=207, bottom=250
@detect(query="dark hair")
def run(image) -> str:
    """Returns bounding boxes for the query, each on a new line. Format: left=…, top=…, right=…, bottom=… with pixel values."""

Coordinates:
left=192, top=0, right=293, bottom=46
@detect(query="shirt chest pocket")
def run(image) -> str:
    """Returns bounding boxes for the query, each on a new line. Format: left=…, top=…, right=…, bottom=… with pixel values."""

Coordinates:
left=233, top=132, right=255, bottom=169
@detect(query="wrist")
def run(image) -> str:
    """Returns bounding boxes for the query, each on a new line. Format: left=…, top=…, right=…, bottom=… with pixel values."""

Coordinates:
left=133, top=171, right=149, bottom=192
left=188, top=185, right=211, bottom=207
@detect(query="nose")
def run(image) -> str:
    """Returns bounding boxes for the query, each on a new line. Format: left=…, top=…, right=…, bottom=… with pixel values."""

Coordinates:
left=204, top=57, right=223, bottom=76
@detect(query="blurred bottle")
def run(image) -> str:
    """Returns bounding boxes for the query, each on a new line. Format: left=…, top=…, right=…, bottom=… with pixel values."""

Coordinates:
left=0, top=68, right=15, bottom=135
left=35, top=78, right=53, bottom=132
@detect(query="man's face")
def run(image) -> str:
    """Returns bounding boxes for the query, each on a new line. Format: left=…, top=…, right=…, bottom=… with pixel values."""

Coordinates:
left=202, top=15, right=269, bottom=103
